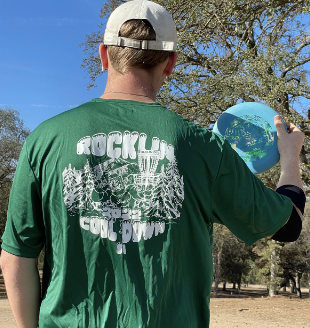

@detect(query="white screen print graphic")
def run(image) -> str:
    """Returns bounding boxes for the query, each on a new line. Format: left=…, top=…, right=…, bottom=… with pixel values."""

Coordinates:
left=62, top=131, right=184, bottom=254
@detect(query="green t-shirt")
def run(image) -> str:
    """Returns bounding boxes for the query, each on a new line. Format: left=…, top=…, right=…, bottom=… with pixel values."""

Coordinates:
left=2, top=99, right=292, bottom=328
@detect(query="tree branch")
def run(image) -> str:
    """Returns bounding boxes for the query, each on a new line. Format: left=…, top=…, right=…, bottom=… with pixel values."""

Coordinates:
left=281, top=38, right=310, bottom=78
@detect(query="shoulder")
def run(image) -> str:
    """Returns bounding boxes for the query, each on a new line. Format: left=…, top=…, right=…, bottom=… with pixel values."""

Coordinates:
left=26, top=101, right=96, bottom=144
left=159, top=106, right=225, bottom=145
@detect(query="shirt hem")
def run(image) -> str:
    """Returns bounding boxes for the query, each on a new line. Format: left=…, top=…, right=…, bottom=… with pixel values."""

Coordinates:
left=1, top=243, right=40, bottom=258
left=244, top=201, right=293, bottom=246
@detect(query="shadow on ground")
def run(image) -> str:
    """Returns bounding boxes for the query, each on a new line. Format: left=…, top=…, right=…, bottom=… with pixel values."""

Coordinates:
left=212, top=285, right=309, bottom=299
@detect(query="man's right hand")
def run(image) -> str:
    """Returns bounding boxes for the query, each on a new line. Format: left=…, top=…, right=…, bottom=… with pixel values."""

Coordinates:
left=274, top=115, right=304, bottom=167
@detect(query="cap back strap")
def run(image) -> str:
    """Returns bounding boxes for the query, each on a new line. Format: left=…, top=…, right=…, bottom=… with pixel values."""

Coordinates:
left=104, top=36, right=176, bottom=51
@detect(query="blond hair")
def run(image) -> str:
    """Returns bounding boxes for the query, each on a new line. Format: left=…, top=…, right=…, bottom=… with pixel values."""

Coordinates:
left=107, top=19, right=172, bottom=73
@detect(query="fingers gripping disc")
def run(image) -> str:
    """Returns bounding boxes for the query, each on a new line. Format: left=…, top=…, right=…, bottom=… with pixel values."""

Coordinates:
left=212, top=102, right=285, bottom=174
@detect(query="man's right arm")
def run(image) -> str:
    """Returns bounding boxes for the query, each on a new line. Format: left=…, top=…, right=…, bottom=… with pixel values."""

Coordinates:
left=270, top=116, right=305, bottom=242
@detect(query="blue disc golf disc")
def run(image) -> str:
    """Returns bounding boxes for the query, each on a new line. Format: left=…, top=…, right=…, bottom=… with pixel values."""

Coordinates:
left=212, top=102, right=285, bottom=174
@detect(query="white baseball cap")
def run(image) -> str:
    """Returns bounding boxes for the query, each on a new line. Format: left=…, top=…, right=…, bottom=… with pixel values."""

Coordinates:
left=104, top=0, right=177, bottom=52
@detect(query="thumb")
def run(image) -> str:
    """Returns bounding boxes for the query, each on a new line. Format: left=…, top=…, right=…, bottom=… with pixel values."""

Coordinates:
left=274, top=115, right=286, bottom=136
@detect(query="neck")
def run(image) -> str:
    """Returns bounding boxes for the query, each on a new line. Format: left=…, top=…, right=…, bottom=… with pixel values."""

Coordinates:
left=100, top=68, right=162, bottom=103
left=102, top=91, right=156, bottom=102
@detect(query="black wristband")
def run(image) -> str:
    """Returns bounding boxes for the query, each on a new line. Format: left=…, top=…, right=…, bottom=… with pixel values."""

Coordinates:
left=271, top=207, right=302, bottom=242
left=272, top=184, right=305, bottom=242
left=276, top=185, right=306, bottom=214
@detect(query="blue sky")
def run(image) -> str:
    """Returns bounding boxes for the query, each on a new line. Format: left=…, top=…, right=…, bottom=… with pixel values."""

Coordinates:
left=0, top=0, right=108, bottom=131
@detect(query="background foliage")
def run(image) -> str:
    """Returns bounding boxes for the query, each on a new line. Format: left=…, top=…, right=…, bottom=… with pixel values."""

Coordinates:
left=0, top=108, right=29, bottom=241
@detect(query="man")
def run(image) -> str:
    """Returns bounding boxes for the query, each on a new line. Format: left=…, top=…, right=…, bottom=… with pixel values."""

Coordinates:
left=0, top=1, right=305, bottom=327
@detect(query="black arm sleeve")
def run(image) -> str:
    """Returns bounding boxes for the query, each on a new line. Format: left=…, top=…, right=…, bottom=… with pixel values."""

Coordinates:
left=271, top=185, right=305, bottom=242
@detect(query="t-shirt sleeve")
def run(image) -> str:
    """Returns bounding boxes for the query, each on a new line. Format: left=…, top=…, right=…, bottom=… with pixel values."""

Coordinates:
left=210, top=139, right=292, bottom=245
left=1, top=140, right=45, bottom=258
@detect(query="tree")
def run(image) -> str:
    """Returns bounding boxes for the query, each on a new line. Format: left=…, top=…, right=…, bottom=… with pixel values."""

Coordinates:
left=280, top=241, right=307, bottom=298
left=81, top=0, right=310, bottom=192
left=213, top=225, right=256, bottom=296
left=253, top=239, right=283, bottom=294
left=220, top=231, right=256, bottom=291
left=269, top=240, right=281, bottom=297
left=0, top=107, right=29, bottom=241
left=302, top=203, right=310, bottom=298
left=279, top=202, right=310, bottom=298
left=212, top=224, right=226, bottom=297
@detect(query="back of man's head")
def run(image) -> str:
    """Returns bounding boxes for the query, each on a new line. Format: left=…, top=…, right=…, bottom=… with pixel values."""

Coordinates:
left=103, top=0, right=177, bottom=74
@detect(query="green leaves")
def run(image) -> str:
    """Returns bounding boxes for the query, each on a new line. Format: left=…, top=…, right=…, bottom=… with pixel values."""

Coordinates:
left=0, top=107, right=29, bottom=239
left=80, top=0, right=310, bottom=191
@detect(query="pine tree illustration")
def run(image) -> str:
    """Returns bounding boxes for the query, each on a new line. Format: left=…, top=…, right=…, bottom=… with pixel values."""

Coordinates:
left=153, top=165, right=169, bottom=219
left=62, top=165, right=76, bottom=207
left=164, top=159, right=184, bottom=220
left=78, top=160, right=96, bottom=212
left=62, top=165, right=85, bottom=215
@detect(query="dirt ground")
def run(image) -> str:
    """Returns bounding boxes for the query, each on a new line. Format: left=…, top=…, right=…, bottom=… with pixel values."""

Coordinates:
left=210, top=284, right=310, bottom=328
left=1, top=279, right=310, bottom=328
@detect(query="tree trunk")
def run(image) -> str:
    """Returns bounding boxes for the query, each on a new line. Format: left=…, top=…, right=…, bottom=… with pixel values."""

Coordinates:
left=269, top=241, right=278, bottom=297
left=232, top=282, right=236, bottom=289
left=308, top=270, right=310, bottom=298
left=296, top=272, right=302, bottom=299
left=289, top=278, right=295, bottom=294
left=222, top=282, right=226, bottom=291
left=306, top=259, right=310, bottom=298
left=213, top=247, right=222, bottom=298
left=237, top=281, right=241, bottom=293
